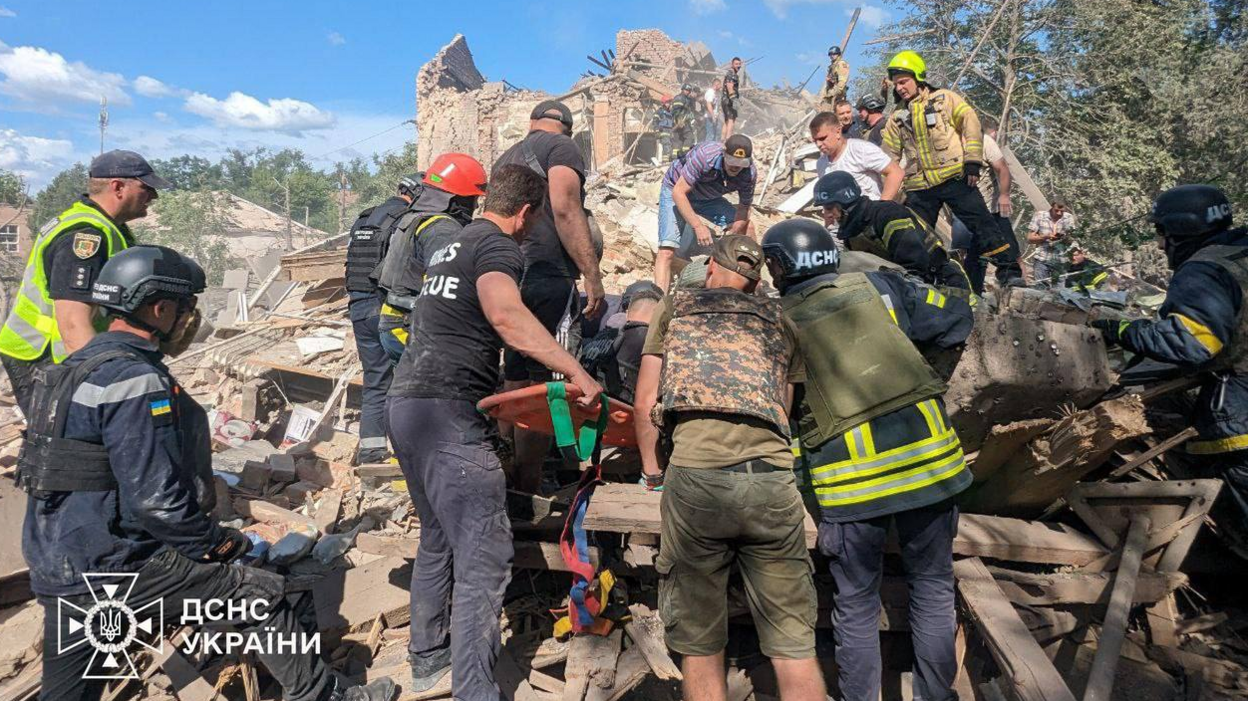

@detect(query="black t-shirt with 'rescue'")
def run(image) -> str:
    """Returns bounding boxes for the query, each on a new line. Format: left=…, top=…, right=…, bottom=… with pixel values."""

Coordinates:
left=493, top=130, right=586, bottom=279
left=388, top=219, right=525, bottom=403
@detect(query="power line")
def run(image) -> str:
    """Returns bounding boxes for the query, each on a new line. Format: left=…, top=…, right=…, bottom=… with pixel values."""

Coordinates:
left=312, top=119, right=415, bottom=161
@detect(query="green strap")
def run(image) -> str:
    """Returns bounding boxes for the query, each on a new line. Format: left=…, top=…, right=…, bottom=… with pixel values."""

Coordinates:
left=547, top=382, right=609, bottom=462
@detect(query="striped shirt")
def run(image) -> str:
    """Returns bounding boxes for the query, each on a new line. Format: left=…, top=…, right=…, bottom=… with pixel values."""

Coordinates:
left=662, top=141, right=757, bottom=206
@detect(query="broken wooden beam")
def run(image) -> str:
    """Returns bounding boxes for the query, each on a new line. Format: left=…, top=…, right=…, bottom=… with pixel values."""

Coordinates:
left=624, top=604, right=682, bottom=681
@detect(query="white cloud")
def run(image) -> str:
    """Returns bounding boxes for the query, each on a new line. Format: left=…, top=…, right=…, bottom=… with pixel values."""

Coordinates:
left=854, top=4, right=888, bottom=28
left=133, top=75, right=180, bottom=98
left=0, top=44, right=130, bottom=107
left=795, top=51, right=824, bottom=66
left=183, top=91, right=336, bottom=134
left=0, top=7, right=16, bottom=18
left=327, top=31, right=346, bottom=46
left=0, top=128, right=76, bottom=186
left=153, top=111, right=169, bottom=121
left=690, top=0, right=727, bottom=14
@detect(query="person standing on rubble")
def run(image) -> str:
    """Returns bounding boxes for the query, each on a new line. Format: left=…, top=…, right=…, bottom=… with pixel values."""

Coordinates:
left=704, top=79, right=722, bottom=143
left=1026, top=200, right=1077, bottom=286
left=654, top=135, right=757, bottom=292
left=762, top=218, right=974, bottom=701
left=387, top=164, right=602, bottom=700
left=856, top=95, right=888, bottom=147
left=820, top=45, right=851, bottom=109
left=1093, top=185, right=1248, bottom=556
left=810, top=111, right=902, bottom=202
left=814, top=171, right=972, bottom=296
left=671, top=84, right=700, bottom=155
left=722, top=56, right=742, bottom=139
left=957, top=125, right=1015, bottom=293
left=633, top=234, right=826, bottom=701
left=0, top=150, right=170, bottom=417
left=19, top=245, right=396, bottom=701
left=344, top=173, right=423, bottom=464
left=374, top=154, right=487, bottom=367
left=493, top=100, right=605, bottom=494
left=880, top=50, right=1024, bottom=287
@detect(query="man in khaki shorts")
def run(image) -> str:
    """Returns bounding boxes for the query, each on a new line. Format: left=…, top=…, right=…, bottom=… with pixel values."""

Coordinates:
left=633, top=234, right=825, bottom=701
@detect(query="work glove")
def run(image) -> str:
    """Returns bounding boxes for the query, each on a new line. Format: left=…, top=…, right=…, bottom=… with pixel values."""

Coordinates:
left=1091, top=318, right=1130, bottom=347
left=962, top=163, right=982, bottom=180
left=205, top=527, right=252, bottom=563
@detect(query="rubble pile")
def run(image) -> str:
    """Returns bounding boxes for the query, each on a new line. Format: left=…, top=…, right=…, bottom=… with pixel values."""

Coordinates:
left=2, top=27, right=1248, bottom=701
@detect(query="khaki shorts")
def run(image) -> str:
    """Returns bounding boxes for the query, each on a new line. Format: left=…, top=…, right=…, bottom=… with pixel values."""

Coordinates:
left=656, top=465, right=817, bottom=659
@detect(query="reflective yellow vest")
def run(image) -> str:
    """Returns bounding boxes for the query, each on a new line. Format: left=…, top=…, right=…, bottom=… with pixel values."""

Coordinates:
left=0, top=201, right=131, bottom=362
left=881, top=86, right=984, bottom=191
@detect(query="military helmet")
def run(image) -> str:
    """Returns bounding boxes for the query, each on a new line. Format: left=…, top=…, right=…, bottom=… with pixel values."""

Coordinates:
left=1149, top=184, right=1234, bottom=241
left=621, top=280, right=663, bottom=309
left=398, top=172, right=424, bottom=198
left=888, top=50, right=928, bottom=83
left=828, top=46, right=843, bottom=58
left=681, top=83, right=695, bottom=92
left=813, top=171, right=864, bottom=212
left=857, top=95, right=886, bottom=112
left=91, top=245, right=206, bottom=315
left=762, top=219, right=841, bottom=291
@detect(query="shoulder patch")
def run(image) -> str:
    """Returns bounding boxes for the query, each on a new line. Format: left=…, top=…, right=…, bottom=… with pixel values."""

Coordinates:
left=72, top=232, right=102, bottom=259
left=40, top=217, right=60, bottom=236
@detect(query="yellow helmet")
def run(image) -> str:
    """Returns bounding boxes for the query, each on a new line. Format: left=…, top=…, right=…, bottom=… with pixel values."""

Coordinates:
left=888, top=51, right=927, bottom=83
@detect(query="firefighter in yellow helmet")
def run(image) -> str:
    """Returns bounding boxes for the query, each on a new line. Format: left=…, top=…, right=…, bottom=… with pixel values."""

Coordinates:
left=880, top=51, right=1023, bottom=292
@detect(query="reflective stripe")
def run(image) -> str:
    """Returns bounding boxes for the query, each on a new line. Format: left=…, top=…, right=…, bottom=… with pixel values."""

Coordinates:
left=880, top=294, right=898, bottom=325
left=915, top=398, right=939, bottom=435
left=815, top=449, right=966, bottom=506
left=71, top=373, right=166, bottom=407
left=881, top=219, right=914, bottom=250
left=810, top=429, right=960, bottom=482
left=1171, top=313, right=1224, bottom=356
left=924, top=288, right=947, bottom=308
left=1188, top=434, right=1248, bottom=455
left=359, top=436, right=389, bottom=449
left=855, top=422, right=876, bottom=456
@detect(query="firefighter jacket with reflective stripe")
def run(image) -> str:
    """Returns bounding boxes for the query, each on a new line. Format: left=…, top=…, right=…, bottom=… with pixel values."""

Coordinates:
left=345, top=196, right=410, bottom=294
left=21, top=332, right=222, bottom=597
left=881, top=86, right=984, bottom=191
left=375, top=211, right=460, bottom=311
left=0, top=200, right=131, bottom=362
left=659, top=288, right=790, bottom=435
left=839, top=197, right=972, bottom=295
left=786, top=270, right=974, bottom=521
left=1119, top=231, right=1248, bottom=455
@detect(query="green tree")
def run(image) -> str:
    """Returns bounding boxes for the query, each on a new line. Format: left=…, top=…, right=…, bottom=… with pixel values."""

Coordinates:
left=131, top=191, right=236, bottom=285
left=150, top=155, right=225, bottom=192
left=30, top=163, right=88, bottom=230
left=0, top=170, right=25, bottom=207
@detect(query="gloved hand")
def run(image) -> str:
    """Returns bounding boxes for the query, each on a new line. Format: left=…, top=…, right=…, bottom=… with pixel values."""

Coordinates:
left=205, top=527, right=252, bottom=563
left=640, top=472, right=665, bottom=492
left=1091, top=318, right=1129, bottom=346
left=963, top=163, right=981, bottom=180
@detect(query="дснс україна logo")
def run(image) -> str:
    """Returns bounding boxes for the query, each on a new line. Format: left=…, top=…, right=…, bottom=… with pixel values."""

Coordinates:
left=58, top=573, right=163, bottom=680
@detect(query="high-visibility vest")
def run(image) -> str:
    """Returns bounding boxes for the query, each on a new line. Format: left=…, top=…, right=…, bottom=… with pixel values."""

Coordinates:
left=0, top=201, right=131, bottom=363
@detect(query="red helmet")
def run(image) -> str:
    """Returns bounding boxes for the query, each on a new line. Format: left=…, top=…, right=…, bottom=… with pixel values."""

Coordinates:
left=423, top=153, right=487, bottom=197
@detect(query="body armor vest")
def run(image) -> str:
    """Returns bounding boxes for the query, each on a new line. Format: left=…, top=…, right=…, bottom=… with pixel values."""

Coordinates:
left=783, top=273, right=947, bottom=448
left=375, top=212, right=454, bottom=311
left=659, top=289, right=790, bottom=434
left=345, top=198, right=409, bottom=294
left=1188, top=243, right=1248, bottom=376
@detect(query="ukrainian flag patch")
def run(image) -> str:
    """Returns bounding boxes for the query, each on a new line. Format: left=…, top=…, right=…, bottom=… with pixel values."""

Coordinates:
left=150, top=399, right=172, bottom=417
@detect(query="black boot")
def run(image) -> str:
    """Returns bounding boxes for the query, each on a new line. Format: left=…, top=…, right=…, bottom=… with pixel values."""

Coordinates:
left=322, top=675, right=397, bottom=701
left=409, top=647, right=452, bottom=693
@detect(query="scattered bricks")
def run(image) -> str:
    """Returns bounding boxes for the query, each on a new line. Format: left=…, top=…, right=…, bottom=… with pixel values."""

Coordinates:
left=313, top=489, right=344, bottom=533
left=239, top=379, right=266, bottom=422
left=296, top=458, right=337, bottom=489
left=268, top=453, right=298, bottom=483
left=239, top=460, right=271, bottom=492
left=284, top=481, right=323, bottom=508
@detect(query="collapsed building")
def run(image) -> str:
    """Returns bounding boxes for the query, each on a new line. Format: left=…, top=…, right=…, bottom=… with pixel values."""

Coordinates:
left=1, top=27, right=1246, bottom=701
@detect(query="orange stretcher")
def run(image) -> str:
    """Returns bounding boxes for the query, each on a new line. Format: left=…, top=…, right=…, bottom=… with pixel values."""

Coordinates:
left=477, top=382, right=637, bottom=448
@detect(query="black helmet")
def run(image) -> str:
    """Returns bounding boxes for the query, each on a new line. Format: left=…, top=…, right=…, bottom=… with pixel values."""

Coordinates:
left=621, top=280, right=663, bottom=309
left=681, top=83, right=694, bottom=92
left=813, top=171, right=863, bottom=212
left=856, top=95, right=886, bottom=113
left=92, top=245, right=206, bottom=316
left=1149, top=184, right=1233, bottom=241
left=828, top=46, right=843, bottom=57
left=762, top=219, right=841, bottom=292
left=398, top=172, right=424, bottom=198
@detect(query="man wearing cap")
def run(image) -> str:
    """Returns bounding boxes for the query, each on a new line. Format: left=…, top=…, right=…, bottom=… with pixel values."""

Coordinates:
left=0, top=150, right=169, bottom=415
left=856, top=95, right=888, bottom=147
left=654, top=135, right=758, bottom=292
left=494, top=101, right=606, bottom=494
left=633, top=234, right=826, bottom=701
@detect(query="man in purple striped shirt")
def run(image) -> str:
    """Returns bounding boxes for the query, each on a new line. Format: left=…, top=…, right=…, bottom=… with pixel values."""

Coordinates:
left=655, top=135, right=758, bottom=291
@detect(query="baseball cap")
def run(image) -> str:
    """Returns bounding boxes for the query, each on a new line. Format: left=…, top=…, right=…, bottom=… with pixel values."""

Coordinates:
left=722, top=134, right=753, bottom=169
left=89, top=150, right=172, bottom=190
left=712, top=234, right=764, bottom=282
left=530, top=100, right=574, bottom=131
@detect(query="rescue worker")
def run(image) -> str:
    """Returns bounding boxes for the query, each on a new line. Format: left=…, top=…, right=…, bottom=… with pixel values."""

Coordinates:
left=0, top=150, right=170, bottom=416
left=344, top=174, right=422, bottom=464
left=761, top=218, right=974, bottom=701
left=960, top=127, right=1015, bottom=293
left=856, top=95, right=888, bottom=147
left=814, top=171, right=972, bottom=296
left=374, top=154, right=487, bottom=365
left=820, top=46, right=851, bottom=109
left=633, top=234, right=826, bottom=701
left=21, top=245, right=395, bottom=701
left=579, top=280, right=664, bottom=403
left=1092, top=185, right=1248, bottom=556
left=722, top=57, right=742, bottom=139
left=880, top=51, right=1023, bottom=286
left=671, top=83, right=700, bottom=155
left=1065, top=246, right=1109, bottom=292
left=655, top=97, right=676, bottom=163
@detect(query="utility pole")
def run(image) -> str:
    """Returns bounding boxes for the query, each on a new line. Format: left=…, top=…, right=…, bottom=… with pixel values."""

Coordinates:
left=338, top=167, right=348, bottom=234
left=98, top=97, right=109, bottom=155
left=284, top=181, right=292, bottom=252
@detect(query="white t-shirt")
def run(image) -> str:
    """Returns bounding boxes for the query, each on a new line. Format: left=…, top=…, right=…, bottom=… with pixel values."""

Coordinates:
left=704, top=88, right=719, bottom=117
left=815, top=139, right=893, bottom=200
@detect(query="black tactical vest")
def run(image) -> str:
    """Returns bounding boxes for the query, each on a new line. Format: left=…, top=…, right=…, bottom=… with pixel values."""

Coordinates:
left=345, top=197, right=410, bottom=294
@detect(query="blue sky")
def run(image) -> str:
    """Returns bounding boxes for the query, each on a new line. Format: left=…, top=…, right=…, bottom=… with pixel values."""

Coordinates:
left=0, top=0, right=885, bottom=189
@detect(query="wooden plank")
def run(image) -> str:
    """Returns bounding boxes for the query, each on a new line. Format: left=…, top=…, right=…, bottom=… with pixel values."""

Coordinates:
left=1108, top=427, right=1198, bottom=479
left=312, top=556, right=411, bottom=631
left=161, top=646, right=220, bottom=701
left=624, top=604, right=682, bottom=681
left=353, top=531, right=596, bottom=572
left=233, top=498, right=318, bottom=530
left=563, top=630, right=623, bottom=700
left=986, top=566, right=1186, bottom=606
left=954, top=558, right=1077, bottom=701
left=584, top=648, right=651, bottom=701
